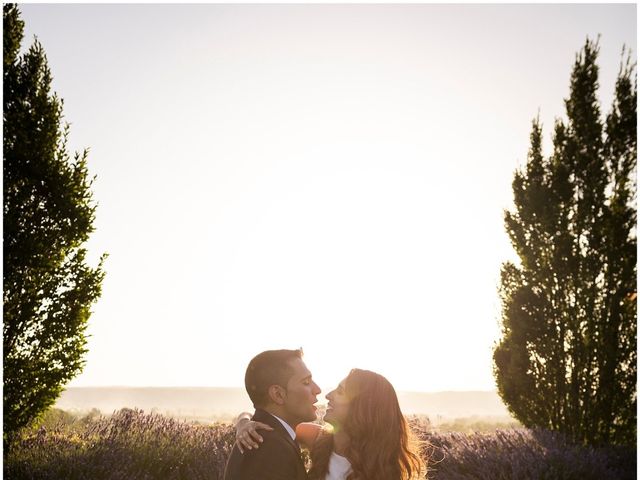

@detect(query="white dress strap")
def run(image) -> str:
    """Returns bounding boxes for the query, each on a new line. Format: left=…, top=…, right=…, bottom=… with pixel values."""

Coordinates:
left=325, top=451, right=352, bottom=480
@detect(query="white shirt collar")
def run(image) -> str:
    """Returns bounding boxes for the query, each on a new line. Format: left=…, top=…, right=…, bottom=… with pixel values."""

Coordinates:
left=270, top=413, right=296, bottom=441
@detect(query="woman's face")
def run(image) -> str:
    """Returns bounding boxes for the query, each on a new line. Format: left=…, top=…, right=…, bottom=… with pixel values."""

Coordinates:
left=324, top=376, right=351, bottom=428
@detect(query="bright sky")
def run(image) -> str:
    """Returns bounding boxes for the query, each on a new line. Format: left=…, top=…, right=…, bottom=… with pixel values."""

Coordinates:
left=18, top=3, right=636, bottom=393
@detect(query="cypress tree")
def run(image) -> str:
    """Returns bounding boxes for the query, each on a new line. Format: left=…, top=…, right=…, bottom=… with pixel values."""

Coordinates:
left=493, top=38, right=636, bottom=446
left=3, top=4, right=106, bottom=446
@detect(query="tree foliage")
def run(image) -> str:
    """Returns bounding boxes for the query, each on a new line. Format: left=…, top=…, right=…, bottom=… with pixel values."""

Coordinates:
left=493, top=38, right=637, bottom=447
left=3, top=4, right=106, bottom=444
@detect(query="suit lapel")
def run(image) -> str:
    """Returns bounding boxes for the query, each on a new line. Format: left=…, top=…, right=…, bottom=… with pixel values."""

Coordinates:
left=252, top=409, right=300, bottom=452
left=253, top=409, right=306, bottom=475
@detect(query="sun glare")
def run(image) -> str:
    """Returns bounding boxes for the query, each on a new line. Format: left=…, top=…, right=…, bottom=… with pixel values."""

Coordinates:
left=16, top=3, right=635, bottom=394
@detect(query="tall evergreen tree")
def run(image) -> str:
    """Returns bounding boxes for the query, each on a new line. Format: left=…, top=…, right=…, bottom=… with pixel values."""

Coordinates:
left=3, top=4, right=106, bottom=445
left=493, top=38, right=636, bottom=447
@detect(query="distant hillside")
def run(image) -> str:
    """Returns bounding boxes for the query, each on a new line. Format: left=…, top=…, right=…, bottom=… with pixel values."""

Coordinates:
left=55, top=387, right=253, bottom=422
left=396, top=390, right=511, bottom=418
left=55, top=387, right=512, bottom=422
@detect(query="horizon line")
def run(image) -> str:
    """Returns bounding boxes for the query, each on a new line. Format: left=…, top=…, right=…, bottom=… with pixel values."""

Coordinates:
left=64, top=385, right=500, bottom=394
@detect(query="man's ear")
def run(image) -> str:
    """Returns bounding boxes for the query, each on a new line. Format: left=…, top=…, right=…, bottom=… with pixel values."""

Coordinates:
left=268, top=385, right=287, bottom=405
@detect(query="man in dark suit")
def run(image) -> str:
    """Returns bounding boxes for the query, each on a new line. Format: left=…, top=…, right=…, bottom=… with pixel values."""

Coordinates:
left=224, top=349, right=321, bottom=480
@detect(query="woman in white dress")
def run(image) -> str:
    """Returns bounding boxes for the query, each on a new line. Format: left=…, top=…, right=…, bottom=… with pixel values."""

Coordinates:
left=235, top=368, right=425, bottom=480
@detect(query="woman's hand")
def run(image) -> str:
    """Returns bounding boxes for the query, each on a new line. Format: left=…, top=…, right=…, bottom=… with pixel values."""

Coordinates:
left=235, top=418, right=274, bottom=453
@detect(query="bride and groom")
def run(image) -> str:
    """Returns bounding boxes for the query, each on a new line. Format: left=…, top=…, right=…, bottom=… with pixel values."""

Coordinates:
left=223, top=348, right=425, bottom=480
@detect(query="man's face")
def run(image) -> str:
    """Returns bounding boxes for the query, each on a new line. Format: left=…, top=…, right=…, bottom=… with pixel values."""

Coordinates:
left=282, top=357, right=321, bottom=425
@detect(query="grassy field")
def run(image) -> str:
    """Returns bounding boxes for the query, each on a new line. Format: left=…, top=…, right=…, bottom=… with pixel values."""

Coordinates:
left=4, top=408, right=636, bottom=480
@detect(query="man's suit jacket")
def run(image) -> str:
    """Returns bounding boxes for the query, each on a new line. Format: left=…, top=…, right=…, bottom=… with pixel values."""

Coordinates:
left=223, top=409, right=308, bottom=480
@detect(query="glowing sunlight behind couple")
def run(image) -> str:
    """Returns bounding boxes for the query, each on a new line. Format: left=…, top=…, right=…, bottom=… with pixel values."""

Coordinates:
left=3, top=3, right=636, bottom=480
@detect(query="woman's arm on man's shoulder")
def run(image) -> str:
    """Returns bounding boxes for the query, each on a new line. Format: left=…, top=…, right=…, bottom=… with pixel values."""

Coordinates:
left=234, top=411, right=274, bottom=453
left=234, top=412, right=321, bottom=451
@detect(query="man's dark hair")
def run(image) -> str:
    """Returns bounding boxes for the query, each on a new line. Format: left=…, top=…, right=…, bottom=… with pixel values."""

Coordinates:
left=245, top=349, right=303, bottom=408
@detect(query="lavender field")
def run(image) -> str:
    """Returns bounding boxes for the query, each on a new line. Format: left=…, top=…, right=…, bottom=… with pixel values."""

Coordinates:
left=4, top=409, right=636, bottom=480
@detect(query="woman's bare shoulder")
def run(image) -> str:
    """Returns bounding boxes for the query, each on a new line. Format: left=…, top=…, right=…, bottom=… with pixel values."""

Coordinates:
left=295, top=422, right=323, bottom=448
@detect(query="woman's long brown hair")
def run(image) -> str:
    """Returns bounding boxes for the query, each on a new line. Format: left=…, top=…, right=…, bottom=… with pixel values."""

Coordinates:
left=308, top=369, right=425, bottom=480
